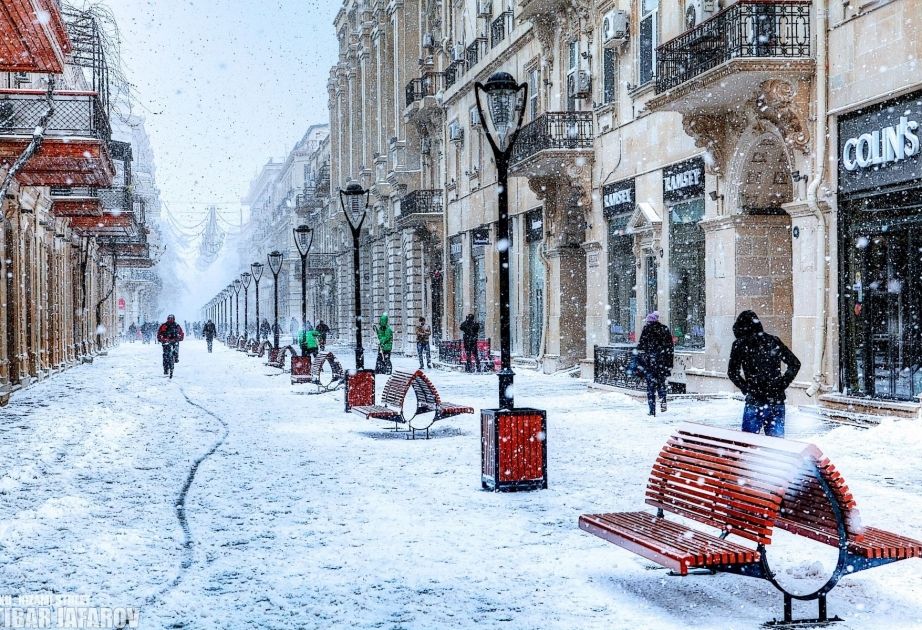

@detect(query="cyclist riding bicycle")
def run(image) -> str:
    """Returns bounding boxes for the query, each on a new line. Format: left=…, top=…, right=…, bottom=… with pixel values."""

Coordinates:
left=157, top=314, right=185, bottom=376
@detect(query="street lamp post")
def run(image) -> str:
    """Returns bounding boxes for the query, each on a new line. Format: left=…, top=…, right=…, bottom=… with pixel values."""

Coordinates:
left=268, top=251, right=284, bottom=349
left=294, top=224, right=314, bottom=328
left=340, top=183, right=369, bottom=370
left=475, top=71, right=547, bottom=492
left=252, top=262, right=264, bottom=341
left=233, top=279, right=242, bottom=339
left=241, top=272, right=251, bottom=341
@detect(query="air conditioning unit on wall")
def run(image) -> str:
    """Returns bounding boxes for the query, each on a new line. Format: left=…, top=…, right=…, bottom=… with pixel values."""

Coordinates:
left=452, top=44, right=465, bottom=61
left=477, top=1, right=493, bottom=18
left=569, top=71, right=592, bottom=99
left=685, top=0, right=719, bottom=30
left=602, top=10, right=629, bottom=48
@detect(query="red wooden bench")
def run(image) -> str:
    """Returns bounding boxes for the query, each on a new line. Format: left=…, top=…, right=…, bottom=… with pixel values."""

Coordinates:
left=309, top=352, right=345, bottom=392
left=351, top=370, right=474, bottom=439
left=579, top=423, right=922, bottom=627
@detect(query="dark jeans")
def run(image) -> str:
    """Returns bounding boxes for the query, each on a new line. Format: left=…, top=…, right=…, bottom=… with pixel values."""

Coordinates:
left=742, top=402, right=786, bottom=437
left=318, top=335, right=327, bottom=351
left=300, top=345, right=318, bottom=358
left=381, top=351, right=392, bottom=373
left=162, top=343, right=178, bottom=372
left=206, top=338, right=213, bottom=353
left=417, top=341, right=431, bottom=368
left=646, top=376, right=667, bottom=415
left=463, top=340, right=479, bottom=372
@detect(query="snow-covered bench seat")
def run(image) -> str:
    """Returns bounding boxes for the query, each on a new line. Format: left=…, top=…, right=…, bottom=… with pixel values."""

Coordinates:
left=579, top=423, right=922, bottom=627
left=351, top=370, right=474, bottom=439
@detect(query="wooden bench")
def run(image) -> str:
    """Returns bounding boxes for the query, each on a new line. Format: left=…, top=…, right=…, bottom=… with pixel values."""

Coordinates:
left=351, top=370, right=474, bottom=439
left=579, top=423, right=922, bottom=627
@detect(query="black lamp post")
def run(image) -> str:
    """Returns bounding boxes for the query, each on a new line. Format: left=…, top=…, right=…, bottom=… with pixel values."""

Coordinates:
left=475, top=70, right=528, bottom=410
left=268, top=250, right=284, bottom=349
left=340, top=182, right=369, bottom=369
left=233, top=278, right=242, bottom=339
left=241, top=272, right=251, bottom=340
left=226, top=284, right=234, bottom=339
left=294, top=224, right=314, bottom=328
left=252, top=261, right=264, bottom=340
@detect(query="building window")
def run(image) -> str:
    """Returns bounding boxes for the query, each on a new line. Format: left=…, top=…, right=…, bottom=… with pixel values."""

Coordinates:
left=669, top=198, right=705, bottom=349
left=567, top=40, right=578, bottom=111
left=527, top=66, right=540, bottom=120
left=602, top=47, right=617, bottom=105
left=639, top=0, right=658, bottom=86
left=608, top=222, right=635, bottom=343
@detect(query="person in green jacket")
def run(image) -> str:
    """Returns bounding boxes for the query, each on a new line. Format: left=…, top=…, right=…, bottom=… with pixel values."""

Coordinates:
left=374, top=313, right=394, bottom=374
left=297, top=323, right=319, bottom=358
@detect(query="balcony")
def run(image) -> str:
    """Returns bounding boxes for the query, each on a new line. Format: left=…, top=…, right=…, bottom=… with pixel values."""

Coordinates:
left=294, top=186, right=326, bottom=215
left=490, top=10, right=514, bottom=49
left=444, top=59, right=464, bottom=89
left=68, top=212, right=139, bottom=238
left=405, top=71, right=445, bottom=108
left=0, top=0, right=71, bottom=73
left=50, top=187, right=101, bottom=217
left=466, top=37, right=487, bottom=69
left=519, top=0, right=569, bottom=21
left=510, top=112, right=593, bottom=178
left=397, top=189, right=443, bottom=227
left=0, top=90, right=114, bottom=186
left=649, top=1, right=813, bottom=114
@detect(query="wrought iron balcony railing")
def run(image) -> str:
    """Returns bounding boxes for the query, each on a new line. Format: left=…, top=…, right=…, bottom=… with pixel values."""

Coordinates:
left=399, top=189, right=443, bottom=222
left=444, top=59, right=464, bottom=89
left=511, top=112, right=593, bottom=166
left=656, top=1, right=812, bottom=94
left=594, top=345, right=645, bottom=391
left=405, top=72, right=445, bottom=108
left=0, top=90, right=111, bottom=141
left=466, top=37, right=487, bottom=69
left=50, top=186, right=99, bottom=198
left=491, top=10, right=514, bottom=49
left=99, top=187, right=132, bottom=214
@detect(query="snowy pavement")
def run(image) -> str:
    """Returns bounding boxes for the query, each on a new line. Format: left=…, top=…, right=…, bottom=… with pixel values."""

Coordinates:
left=0, top=341, right=920, bottom=629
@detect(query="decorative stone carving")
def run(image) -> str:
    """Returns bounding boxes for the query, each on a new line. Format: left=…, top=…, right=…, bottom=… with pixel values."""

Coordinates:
left=683, top=112, right=748, bottom=174
left=753, top=79, right=810, bottom=154
left=527, top=176, right=587, bottom=249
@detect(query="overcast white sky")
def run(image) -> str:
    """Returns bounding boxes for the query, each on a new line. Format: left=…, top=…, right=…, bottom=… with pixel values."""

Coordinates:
left=106, top=0, right=340, bottom=222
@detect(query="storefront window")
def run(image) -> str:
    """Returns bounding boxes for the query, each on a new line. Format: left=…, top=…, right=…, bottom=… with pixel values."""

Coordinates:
left=669, top=198, right=705, bottom=349
left=473, top=248, right=486, bottom=338
left=607, top=219, right=635, bottom=343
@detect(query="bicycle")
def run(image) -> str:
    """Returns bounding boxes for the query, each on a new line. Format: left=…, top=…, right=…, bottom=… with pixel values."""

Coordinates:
left=162, top=342, right=179, bottom=378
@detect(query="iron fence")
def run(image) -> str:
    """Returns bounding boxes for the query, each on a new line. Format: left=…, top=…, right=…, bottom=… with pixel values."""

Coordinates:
left=399, top=189, right=443, bottom=222
left=656, top=1, right=812, bottom=94
left=510, top=111, right=593, bottom=165
left=445, top=59, right=464, bottom=89
left=491, top=10, right=514, bottom=48
left=594, top=345, right=645, bottom=390
left=0, top=91, right=110, bottom=141
left=466, top=37, right=487, bottom=69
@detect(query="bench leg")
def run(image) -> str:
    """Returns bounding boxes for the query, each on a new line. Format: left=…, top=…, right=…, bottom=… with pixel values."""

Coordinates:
left=763, top=594, right=843, bottom=628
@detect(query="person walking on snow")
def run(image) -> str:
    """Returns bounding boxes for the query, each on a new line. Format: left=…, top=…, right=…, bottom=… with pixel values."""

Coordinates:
left=297, top=323, right=319, bottom=359
left=374, top=313, right=394, bottom=374
left=416, top=317, right=432, bottom=369
left=460, top=313, right=480, bottom=373
left=636, top=311, right=674, bottom=416
left=315, top=320, right=330, bottom=351
left=260, top=318, right=271, bottom=342
left=202, top=319, right=217, bottom=353
left=727, top=310, right=801, bottom=438
left=156, top=315, right=185, bottom=375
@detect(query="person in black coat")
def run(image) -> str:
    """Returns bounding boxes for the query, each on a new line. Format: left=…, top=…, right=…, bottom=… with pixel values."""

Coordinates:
left=636, top=311, right=674, bottom=416
left=459, top=313, right=481, bottom=373
left=202, top=320, right=217, bottom=353
left=727, top=310, right=801, bottom=438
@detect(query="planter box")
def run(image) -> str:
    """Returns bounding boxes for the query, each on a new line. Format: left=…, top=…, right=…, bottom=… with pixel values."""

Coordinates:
left=291, top=355, right=312, bottom=384
left=481, top=408, right=547, bottom=492
left=344, top=369, right=375, bottom=411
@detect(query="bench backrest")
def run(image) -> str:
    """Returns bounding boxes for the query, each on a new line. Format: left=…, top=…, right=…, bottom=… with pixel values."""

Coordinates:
left=409, top=370, right=441, bottom=410
left=776, top=458, right=864, bottom=545
left=647, top=424, right=863, bottom=546
left=310, top=352, right=344, bottom=378
left=381, top=371, right=416, bottom=408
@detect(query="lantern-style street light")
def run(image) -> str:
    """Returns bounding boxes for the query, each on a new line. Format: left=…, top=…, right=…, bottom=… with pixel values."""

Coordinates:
left=251, top=261, right=264, bottom=341
left=294, top=224, right=314, bottom=328
left=340, top=182, right=370, bottom=369
left=226, top=284, right=235, bottom=340
left=233, top=279, right=242, bottom=338
left=241, top=272, right=252, bottom=341
left=475, top=70, right=528, bottom=409
left=268, top=250, right=284, bottom=349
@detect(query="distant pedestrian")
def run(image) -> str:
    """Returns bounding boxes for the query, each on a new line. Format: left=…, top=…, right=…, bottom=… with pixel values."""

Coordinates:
left=416, top=317, right=432, bottom=369
left=636, top=311, right=674, bottom=416
left=203, top=319, right=217, bottom=353
left=127, top=322, right=138, bottom=342
left=374, top=313, right=393, bottom=374
left=727, top=310, right=801, bottom=438
left=260, top=318, right=271, bottom=342
left=315, top=320, right=330, bottom=351
left=460, top=314, right=480, bottom=373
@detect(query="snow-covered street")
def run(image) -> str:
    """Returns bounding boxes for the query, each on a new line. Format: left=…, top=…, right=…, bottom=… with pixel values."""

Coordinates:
left=1, top=341, right=921, bottom=629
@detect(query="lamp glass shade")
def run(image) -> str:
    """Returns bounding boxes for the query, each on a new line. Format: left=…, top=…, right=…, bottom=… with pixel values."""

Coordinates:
left=234, top=279, right=242, bottom=292
left=251, top=262, right=263, bottom=281
left=241, top=272, right=251, bottom=288
left=479, top=72, right=527, bottom=153
left=340, top=183, right=368, bottom=228
left=268, top=250, right=284, bottom=274
left=294, top=225, right=313, bottom=257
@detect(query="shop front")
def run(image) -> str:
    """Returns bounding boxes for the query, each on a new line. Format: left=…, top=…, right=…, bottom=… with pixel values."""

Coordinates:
left=838, top=89, right=922, bottom=401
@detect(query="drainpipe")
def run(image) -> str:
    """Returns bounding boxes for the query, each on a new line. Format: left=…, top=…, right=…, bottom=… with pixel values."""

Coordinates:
left=805, top=0, right=828, bottom=398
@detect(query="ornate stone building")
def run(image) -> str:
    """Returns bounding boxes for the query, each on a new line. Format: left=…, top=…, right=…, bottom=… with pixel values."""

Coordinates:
left=327, top=0, right=446, bottom=355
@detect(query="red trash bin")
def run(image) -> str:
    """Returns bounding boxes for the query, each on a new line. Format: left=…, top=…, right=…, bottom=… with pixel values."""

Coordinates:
left=481, top=408, right=547, bottom=491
